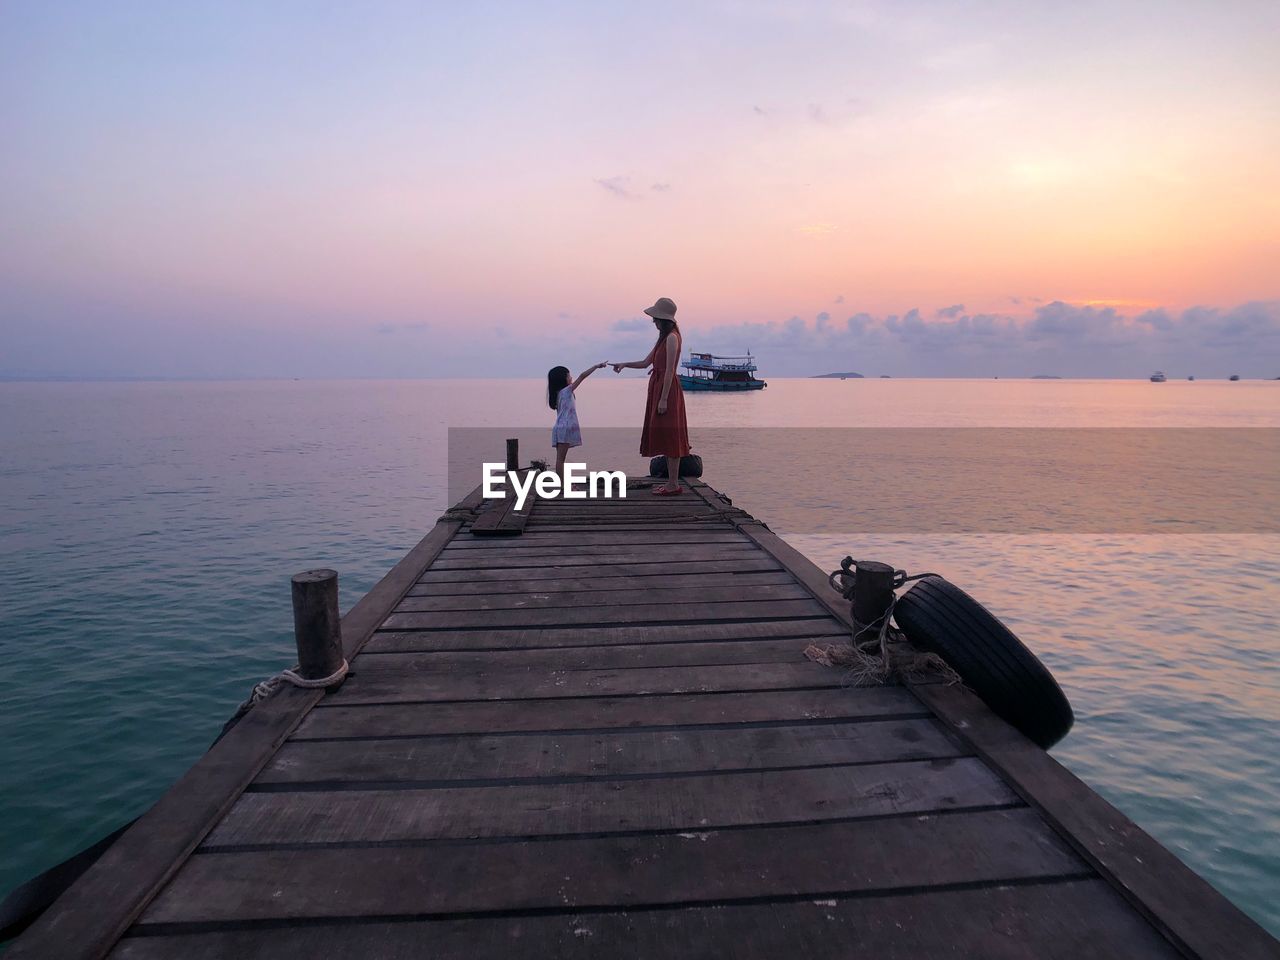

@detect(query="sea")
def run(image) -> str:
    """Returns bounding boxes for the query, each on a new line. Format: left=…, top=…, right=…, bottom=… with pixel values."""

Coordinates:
left=1, top=377, right=1277, bottom=936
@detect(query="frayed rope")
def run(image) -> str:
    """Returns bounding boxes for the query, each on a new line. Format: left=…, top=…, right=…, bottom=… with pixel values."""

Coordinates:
left=805, top=557, right=961, bottom=687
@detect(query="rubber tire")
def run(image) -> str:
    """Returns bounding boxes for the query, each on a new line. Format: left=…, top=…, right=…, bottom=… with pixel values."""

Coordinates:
left=894, top=575, right=1074, bottom=748
left=649, top=454, right=704, bottom=479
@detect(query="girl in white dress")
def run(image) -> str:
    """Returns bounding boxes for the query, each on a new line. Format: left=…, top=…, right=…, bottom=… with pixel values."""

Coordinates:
left=547, top=362, right=606, bottom=478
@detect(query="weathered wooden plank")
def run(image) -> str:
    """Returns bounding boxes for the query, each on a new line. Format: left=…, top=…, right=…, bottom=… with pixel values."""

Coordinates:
left=395, top=582, right=811, bottom=612
left=448, top=530, right=747, bottom=548
left=448, top=542, right=755, bottom=558
left=518, top=518, right=717, bottom=527
left=430, top=545, right=757, bottom=568
left=368, top=618, right=846, bottom=651
left=202, top=757, right=1019, bottom=847
left=470, top=474, right=536, bottom=537
left=529, top=499, right=711, bottom=506
left=144, top=808, right=1078, bottom=924
left=688, top=486, right=855, bottom=623
left=381, top=598, right=829, bottom=629
left=521, top=526, right=738, bottom=536
left=4, top=491, right=485, bottom=960
left=521, top=514, right=718, bottom=524
left=112, top=879, right=1183, bottom=960
left=295, top=686, right=924, bottom=740
left=522, top=527, right=742, bottom=535
left=428, top=547, right=760, bottom=571
left=528, top=506, right=714, bottom=518
left=467, top=495, right=519, bottom=537
left=324, top=661, right=842, bottom=705
left=405, top=570, right=798, bottom=597
left=436, top=541, right=759, bottom=562
left=415, top=556, right=783, bottom=583
left=519, top=515, right=716, bottom=524
left=351, top=637, right=818, bottom=672
left=914, top=682, right=1280, bottom=960
left=257, top=718, right=964, bottom=786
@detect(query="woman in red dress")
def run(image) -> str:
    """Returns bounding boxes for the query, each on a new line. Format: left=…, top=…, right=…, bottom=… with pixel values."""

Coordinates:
left=612, top=297, right=691, bottom=495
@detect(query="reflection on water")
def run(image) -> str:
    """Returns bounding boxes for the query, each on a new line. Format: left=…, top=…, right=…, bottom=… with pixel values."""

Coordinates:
left=0, top=378, right=1277, bottom=934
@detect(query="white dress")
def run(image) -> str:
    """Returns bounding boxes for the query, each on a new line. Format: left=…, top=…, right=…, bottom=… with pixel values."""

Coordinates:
left=551, top=386, right=582, bottom=447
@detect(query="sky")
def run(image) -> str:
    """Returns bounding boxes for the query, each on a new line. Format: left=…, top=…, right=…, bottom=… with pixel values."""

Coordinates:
left=2, top=0, right=1279, bottom=378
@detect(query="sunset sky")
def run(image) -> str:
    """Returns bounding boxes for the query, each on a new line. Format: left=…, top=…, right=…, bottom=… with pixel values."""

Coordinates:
left=3, top=1, right=1279, bottom=377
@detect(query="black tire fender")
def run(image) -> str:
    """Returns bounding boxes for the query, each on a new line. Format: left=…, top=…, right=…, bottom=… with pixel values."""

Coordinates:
left=893, top=575, right=1074, bottom=748
left=649, top=454, right=704, bottom=479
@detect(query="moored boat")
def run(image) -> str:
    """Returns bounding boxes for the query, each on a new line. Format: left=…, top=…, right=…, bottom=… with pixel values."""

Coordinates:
left=1150, top=370, right=1167, bottom=382
left=679, top=352, right=767, bottom=391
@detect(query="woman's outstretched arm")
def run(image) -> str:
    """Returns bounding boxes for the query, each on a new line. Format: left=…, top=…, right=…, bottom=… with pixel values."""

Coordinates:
left=612, top=345, right=657, bottom=372
left=571, top=362, right=607, bottom=390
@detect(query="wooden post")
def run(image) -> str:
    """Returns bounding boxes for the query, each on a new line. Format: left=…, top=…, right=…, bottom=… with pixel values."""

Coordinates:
left=291, top=568, right=344, bottom=680
left=851, top=560, right=896, bottom=641
left=505, top=438, right=519, bottom=473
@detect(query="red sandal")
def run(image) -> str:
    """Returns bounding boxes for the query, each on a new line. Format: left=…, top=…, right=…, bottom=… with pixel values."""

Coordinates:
left=652, top=485, right=684, bottom=496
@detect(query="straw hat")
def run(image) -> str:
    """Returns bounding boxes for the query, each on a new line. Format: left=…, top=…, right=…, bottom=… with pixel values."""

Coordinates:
left=643, top=297, right=677, bottom=321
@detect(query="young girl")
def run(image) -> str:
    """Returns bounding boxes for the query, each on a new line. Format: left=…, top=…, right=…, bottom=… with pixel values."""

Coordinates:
left=547, top=362, right=607, bottom=478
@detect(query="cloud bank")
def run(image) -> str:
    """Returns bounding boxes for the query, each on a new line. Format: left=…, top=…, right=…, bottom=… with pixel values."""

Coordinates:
left=2, top=289, right=1277, bottom=379
left=600, top=300, right=1280, bottom=379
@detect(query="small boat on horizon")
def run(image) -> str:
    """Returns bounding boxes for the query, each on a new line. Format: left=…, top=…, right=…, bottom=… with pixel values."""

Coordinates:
left=679, top=351, right=767, bottom=391
left=1230, top=374, right=1240, bottom=381
left=1150, top=371, right=1167, bottom=382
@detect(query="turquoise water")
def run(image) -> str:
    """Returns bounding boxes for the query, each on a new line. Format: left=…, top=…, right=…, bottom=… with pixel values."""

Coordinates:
left=1, top=378, right=1277, bottom=937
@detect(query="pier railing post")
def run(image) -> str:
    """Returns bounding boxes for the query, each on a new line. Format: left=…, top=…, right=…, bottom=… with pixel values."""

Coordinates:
left=505, top=438, right=519, bottom=473
left=851, top=560, right=896, bottom=641
left=291, top=568, right=344, bottom=681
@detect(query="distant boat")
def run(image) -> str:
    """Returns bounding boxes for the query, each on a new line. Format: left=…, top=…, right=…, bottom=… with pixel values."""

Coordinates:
left=1229, top=374, right=1240, bottom=381
left=1150, top=371, right=1167, bottom=382
left=679, top=352, right=767, bottom=391
left=1188, top=375, right=1195, bottom=381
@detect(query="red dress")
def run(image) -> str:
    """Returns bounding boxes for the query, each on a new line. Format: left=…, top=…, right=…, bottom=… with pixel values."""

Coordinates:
left=640, top=332, right=691, bottom=457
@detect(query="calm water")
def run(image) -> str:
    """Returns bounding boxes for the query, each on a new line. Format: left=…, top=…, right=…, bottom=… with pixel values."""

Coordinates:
left=1, top=378, right=1277, bottom=935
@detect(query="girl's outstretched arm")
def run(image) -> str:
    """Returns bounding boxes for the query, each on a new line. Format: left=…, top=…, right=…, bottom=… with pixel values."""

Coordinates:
left=611, top=345, right=657, bottom=372
left=571, top=362, right=607, bottom=391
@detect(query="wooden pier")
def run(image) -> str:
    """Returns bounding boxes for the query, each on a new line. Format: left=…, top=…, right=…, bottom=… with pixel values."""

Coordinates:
left=9, top=477, right=1277, bottom=959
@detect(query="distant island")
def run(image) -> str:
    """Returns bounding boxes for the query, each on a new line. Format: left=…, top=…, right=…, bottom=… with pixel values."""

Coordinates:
left=1031, top=375, right=1063, bottom=379
left=812, top=371, right=864, bottom=379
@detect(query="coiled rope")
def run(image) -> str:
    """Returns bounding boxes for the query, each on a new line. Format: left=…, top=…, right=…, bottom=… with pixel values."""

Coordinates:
left=249, top=660, right=349, bottom=699
left=805, top=555, right=960, bottom=687
left=218, top=659, right=349, bottom=741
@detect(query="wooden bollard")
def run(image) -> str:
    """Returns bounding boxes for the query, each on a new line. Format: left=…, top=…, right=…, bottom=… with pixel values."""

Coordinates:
left=291, top=568, right=344, bottom=681
left=851, top=560, right=896, bottom=641
left=505, top=438, right=519, bottom=473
